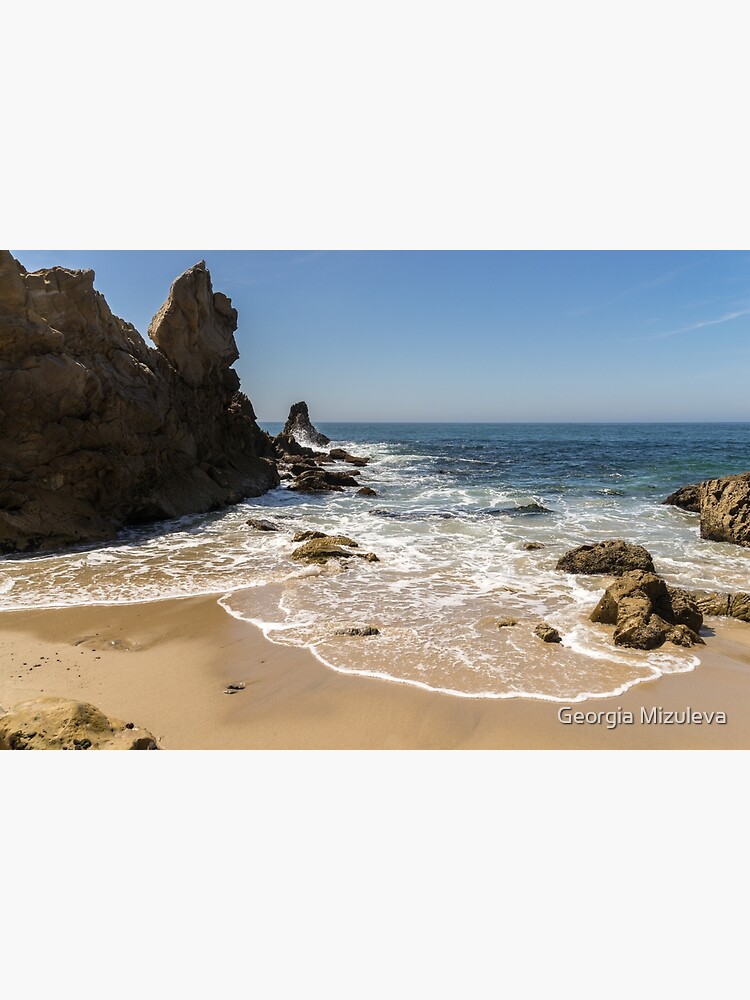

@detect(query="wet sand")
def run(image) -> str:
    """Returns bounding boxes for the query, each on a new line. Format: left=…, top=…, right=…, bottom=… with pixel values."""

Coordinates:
left=1, top=594, right=749, bottom=748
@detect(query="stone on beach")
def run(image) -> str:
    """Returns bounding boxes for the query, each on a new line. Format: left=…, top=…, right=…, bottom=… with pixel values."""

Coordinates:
left=333, top=626, right=380, bottom=636
left=663, top=472, right=750, bottom=547
left=246, top=517, right=280, bottom=532
left=0, top=697, right=159, bottom=750
left=534, top=623, right=562, bottom=643
left=590, top=570, right=704, bottom=649
left=689, top=591, right=750, bottom=623
left=291, top=534, right=379, bottom=564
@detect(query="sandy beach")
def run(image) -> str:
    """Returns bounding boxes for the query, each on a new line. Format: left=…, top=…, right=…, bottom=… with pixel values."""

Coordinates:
left=1, top=594, right=749, bottom=749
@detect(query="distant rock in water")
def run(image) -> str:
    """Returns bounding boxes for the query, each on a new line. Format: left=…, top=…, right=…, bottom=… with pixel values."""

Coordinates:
left=664, top=472, right=750, bottom=547
left=0, top=252, right=278, bottom=553
left=485, top=503, right=553, bottom=517
left=279, top=400, right=330, bottom=448
left=556, top=539, right=655, bottom=576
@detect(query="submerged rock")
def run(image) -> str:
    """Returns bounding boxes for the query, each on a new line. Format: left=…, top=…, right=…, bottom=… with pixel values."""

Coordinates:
left=327, top=448, right=370, bottom=467
left=0, top=252, right=278, bottom=553
left=496, top=617, right=518, bottom=629
left=291, top=534, right=379, bottom=564
left=356, top=486, right=378, bottom=497
left=487, top=503, right=553, bottom=517
left=522, top=542, right=545, bottom=550
left=590, top=570, right=703, bottom=649
left=556, top=539, right=655, bottom=576
left=333, top=626, right=380, bottom=636
left=246, top=517, right=280, bottom=532
left=0, top=697, right=159, bottom=750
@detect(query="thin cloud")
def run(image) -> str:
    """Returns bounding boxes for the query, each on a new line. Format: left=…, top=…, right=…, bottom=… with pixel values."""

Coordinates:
left=571, top=263, right=695, bottom=317
left=647, top=308, right=750, bottom=341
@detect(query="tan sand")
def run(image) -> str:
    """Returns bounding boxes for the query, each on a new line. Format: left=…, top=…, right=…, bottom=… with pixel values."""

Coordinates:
left=1, top=595, right=749, bottom=748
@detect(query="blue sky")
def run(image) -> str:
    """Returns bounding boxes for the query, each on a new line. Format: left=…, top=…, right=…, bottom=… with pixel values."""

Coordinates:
left=10, top=250, right=750, bottom=422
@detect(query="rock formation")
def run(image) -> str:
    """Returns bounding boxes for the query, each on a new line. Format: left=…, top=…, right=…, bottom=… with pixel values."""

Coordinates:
left=0, top=252, right=278, bottom=552
left=0, top=697, right=159, bottom=749
left=689, top=590, right=750, bottom=623
left=290, top=533, right=379, bottom=564
left=590, top=570, right=703, bottom=649
left=663, top=472, right=750, bottom=547
left=279, top=400, right=330, bottom=448
left=556, top=539, right=655, bottom=576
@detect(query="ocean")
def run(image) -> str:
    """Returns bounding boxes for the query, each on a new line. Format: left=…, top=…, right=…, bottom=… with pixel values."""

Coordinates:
left=2, top=422, right=750, bottom=702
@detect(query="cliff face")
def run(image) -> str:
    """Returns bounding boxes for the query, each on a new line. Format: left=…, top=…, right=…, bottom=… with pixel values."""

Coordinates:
left=0, top=252, right=279, bottom=552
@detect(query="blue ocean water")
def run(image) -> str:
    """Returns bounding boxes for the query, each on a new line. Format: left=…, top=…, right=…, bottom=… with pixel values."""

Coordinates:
left=2, top=423, right=749, bottom=701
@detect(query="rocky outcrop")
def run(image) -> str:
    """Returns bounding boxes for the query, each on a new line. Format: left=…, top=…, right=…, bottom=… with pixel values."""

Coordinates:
left=556, top=539, right=655, bottom=576
left=0, top=253, right=278, bottom=552
left=279, top=400, right=330, bottom=448
left=590, top=570, right=703, bottom=649
left=689, top=591, right=750, bottom=623
left=0, top=697, right=159, bottom=749
left=698, top=473, right=750, bottom=547
left=663, top=472, right=750, bottom=547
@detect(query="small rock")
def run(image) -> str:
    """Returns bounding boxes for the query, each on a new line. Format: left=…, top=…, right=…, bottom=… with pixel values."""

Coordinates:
left=226, top=682, right=246, bottom=691
left=496, top=617, right=518, bottom=629
left=292, top=530, right=328, bottom=542
left=522, top=542, right=545, bottom=550
left=534, top=623, right=562, bottom=643
left=356, top=487, right=378, bottom=497
left=333, top=626, right=380, bottom=636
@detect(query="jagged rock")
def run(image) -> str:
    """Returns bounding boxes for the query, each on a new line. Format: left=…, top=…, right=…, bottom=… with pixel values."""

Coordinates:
left=488, top=503, right=552, bottom=516
left=288, top=468, right=360, bottom=493
left=534, top=623, right=562, bottom=643
left=0, top=252, right=278, bottom=552
left=556, top=539, right=655, bottom=576
left=0, top=697, right=159, bottom=750
left=522, top=542, right=545, bottom=550
left=662, top=483, right=702, bottom=512
left=690, top=591, right=750, bottom=623
left=333, top=626, right=380, bottom=636
left=246, top=517, right=280, bottom=532
left=356, top=487, right=378, bottom=497
left=280, top=401, right=330, bottom=447
left=590, top=570, right=703, bottom=649
left=699, top=473, right=750, bottom=547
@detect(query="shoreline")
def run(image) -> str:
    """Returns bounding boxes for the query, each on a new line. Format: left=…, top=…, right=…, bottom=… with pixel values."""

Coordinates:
left=1, top=593, right=749, bottom=748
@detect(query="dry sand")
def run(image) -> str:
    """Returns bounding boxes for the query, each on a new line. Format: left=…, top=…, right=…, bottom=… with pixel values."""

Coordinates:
left=1, top=594, right=749, bottom=748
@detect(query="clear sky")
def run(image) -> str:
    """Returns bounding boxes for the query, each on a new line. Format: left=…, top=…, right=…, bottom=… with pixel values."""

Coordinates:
left=9, top=250, right=750, bottom=422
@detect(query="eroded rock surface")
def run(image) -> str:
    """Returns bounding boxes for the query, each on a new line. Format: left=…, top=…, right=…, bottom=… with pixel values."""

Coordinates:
left=0, top=253, right=278, bottom=552
left=0, top=697, right=159, bottom=750
left=689, top=591, right=750, bottom=623
left=590, top=570, right=704, bottom=649
left=663, top=472, right=750, bottom=547
left=279, top=400, right=330, bottom=448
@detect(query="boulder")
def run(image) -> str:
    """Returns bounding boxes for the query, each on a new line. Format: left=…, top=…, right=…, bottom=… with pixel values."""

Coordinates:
left=699, top=473, right=750, bottom=547
left=0, top=697, right=159, bottom=750
left=327, top=448, right=370, bottom=467
left=356, top=487, right=378, bottom=497
left=279, top=401, right=330, bottom=447
left=556, top=539, right=655, bottom=576
left=496, top=617, right=518, bottom=628
left=0, top=252, right=278, bottom=553
left=522, top=542, right=545, bottom=550
left=590, top=570, right=703, bottom=649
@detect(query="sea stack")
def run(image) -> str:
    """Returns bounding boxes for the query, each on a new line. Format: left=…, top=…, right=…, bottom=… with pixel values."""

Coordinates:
left=0, top=252, right=279, bottom=552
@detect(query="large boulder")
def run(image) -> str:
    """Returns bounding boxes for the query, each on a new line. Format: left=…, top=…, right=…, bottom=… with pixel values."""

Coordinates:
left=556, top=539, right=655, bottom=576
left=699, top=473, right=750, bottom=547
left=0, top=252, right=278, bottom=552
left=662, top=483, right=702, bottom=512
left=291, top=534, right=379, bottom=563
left=0, top=697, right=159, bottom=750
left=590, top=570, right=703, bottom=649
